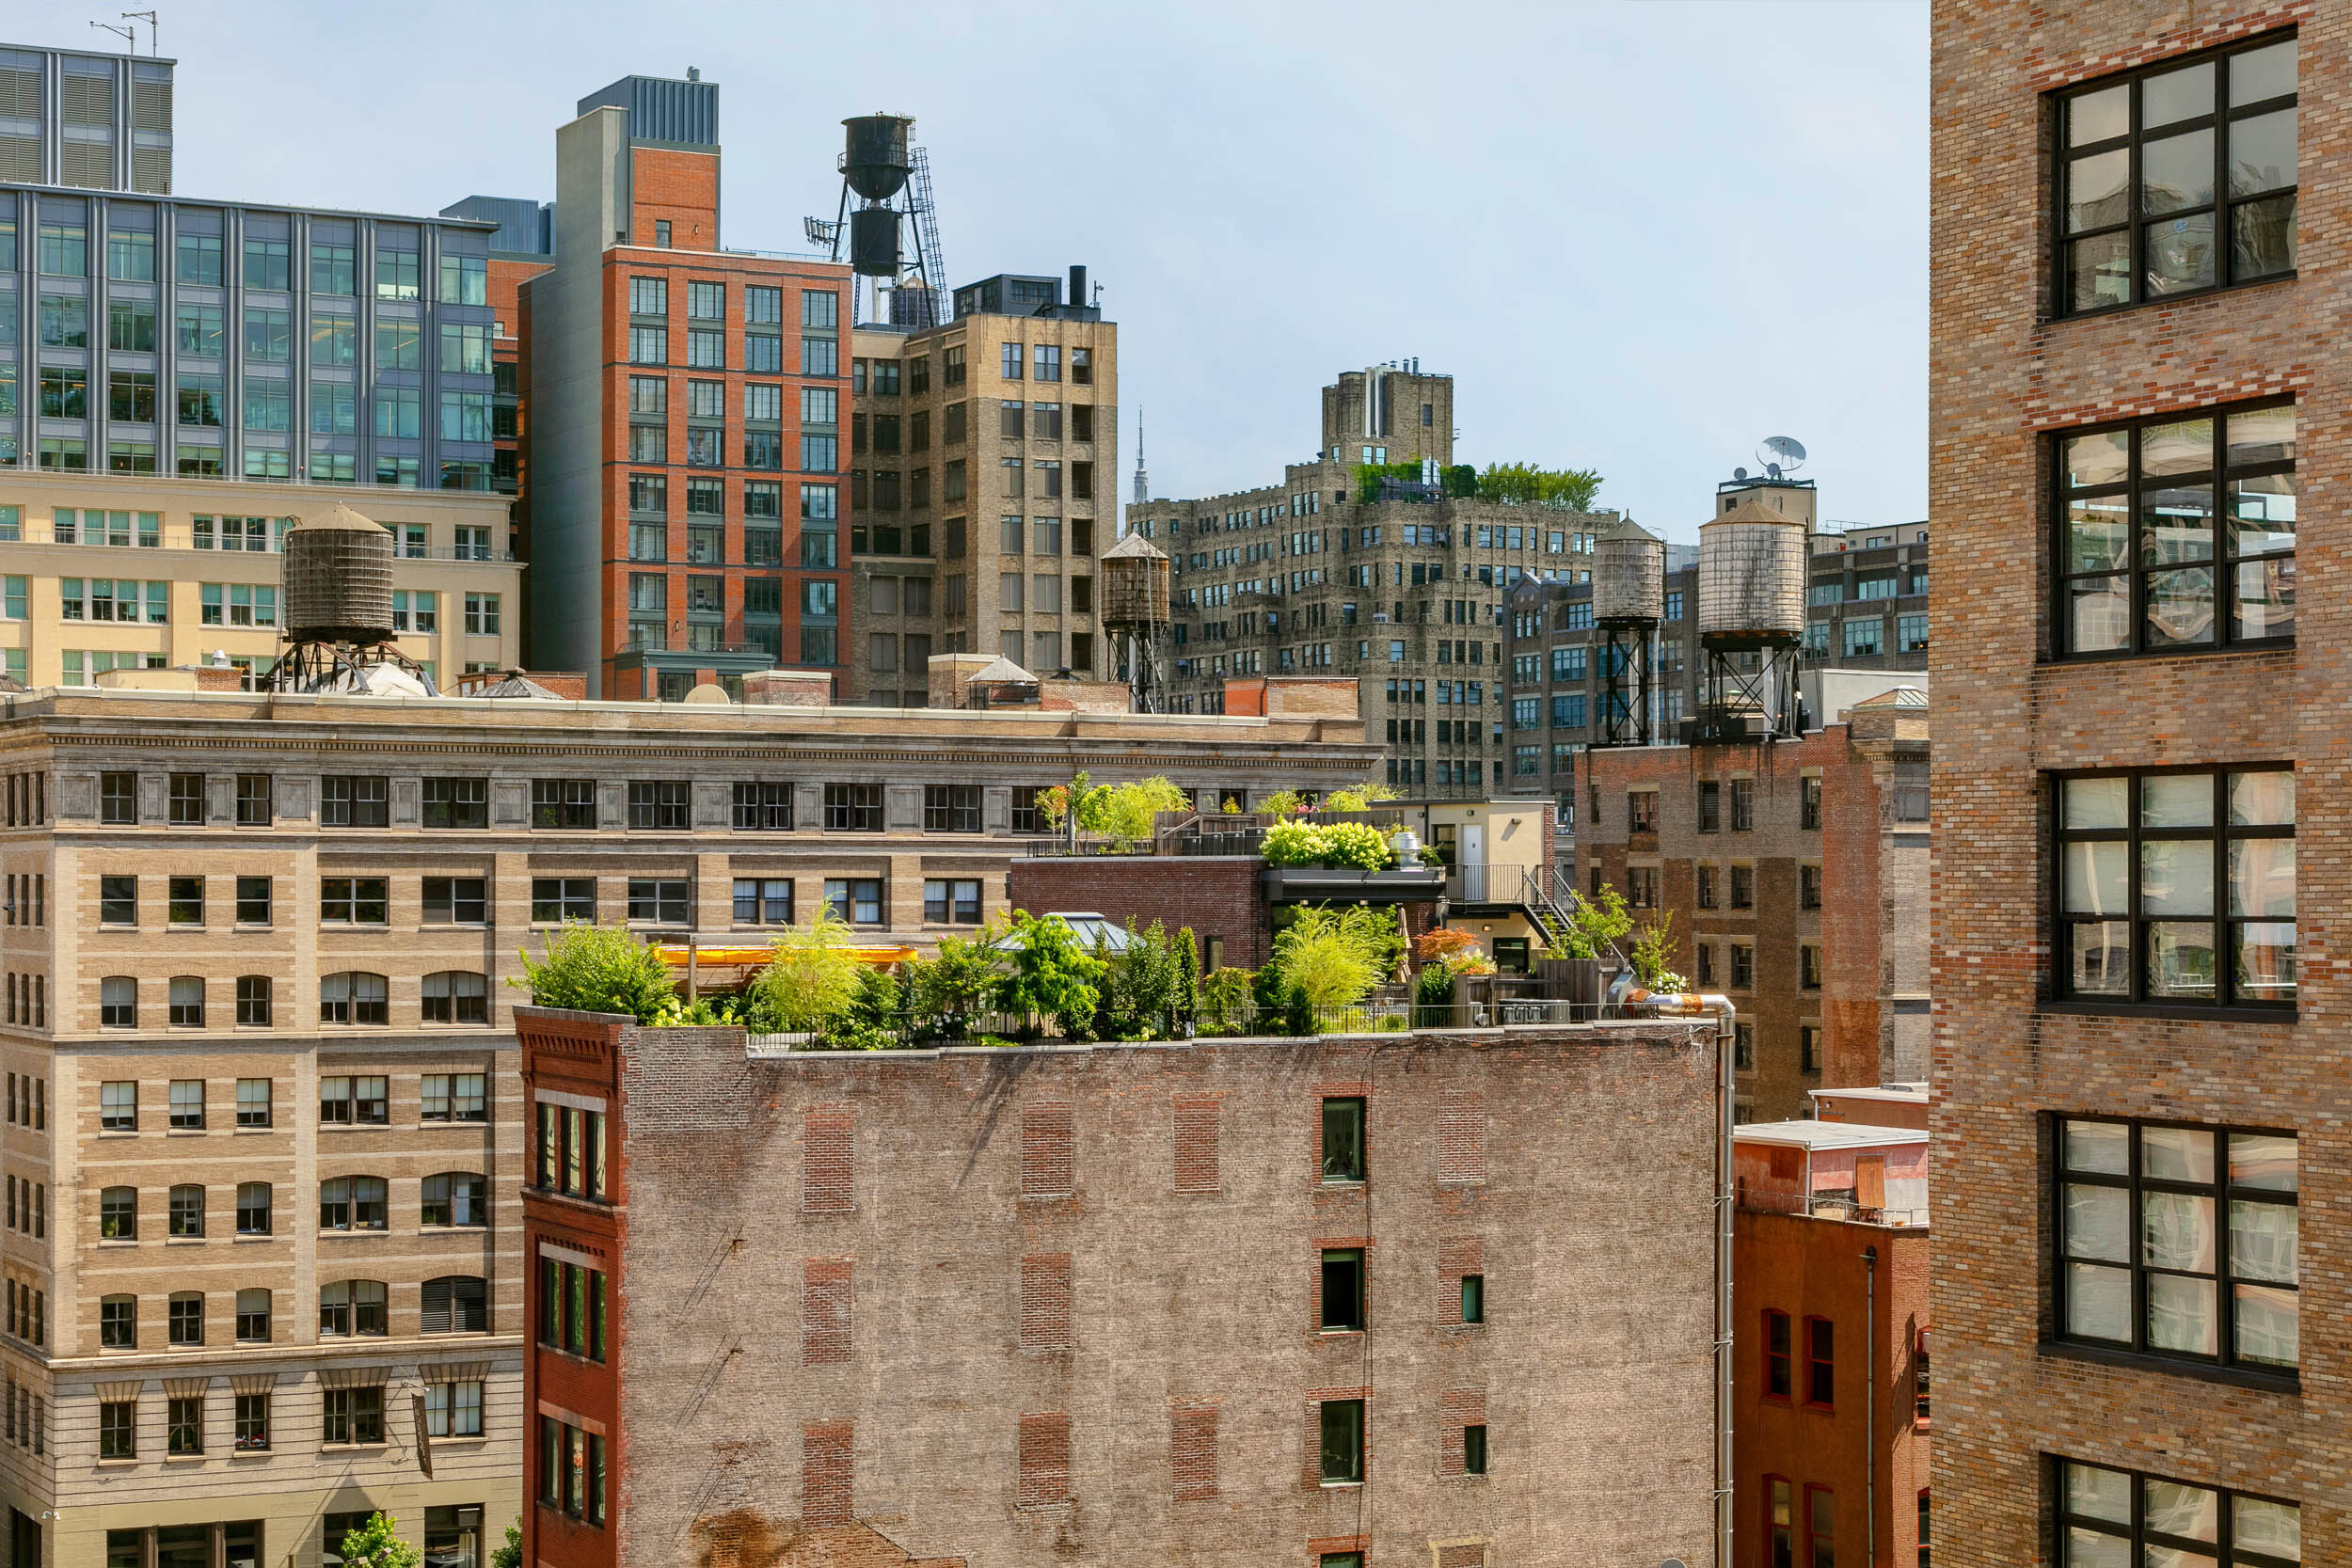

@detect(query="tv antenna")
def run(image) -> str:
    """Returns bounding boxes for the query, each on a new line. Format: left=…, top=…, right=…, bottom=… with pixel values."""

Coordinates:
left=1755, top=436, right=1807, bottom=480
left=90, top=19, right=135, bottom=49
left=122, top=10, right=159, bottom=53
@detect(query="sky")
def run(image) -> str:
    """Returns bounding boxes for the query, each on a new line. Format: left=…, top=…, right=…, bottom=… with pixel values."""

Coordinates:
left=55, top=0, right=1927, bottom=541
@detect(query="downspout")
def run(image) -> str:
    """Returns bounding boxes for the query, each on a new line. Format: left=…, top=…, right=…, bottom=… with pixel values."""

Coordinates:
left=1655, top=990, right=1737, bottom=1568
left=1864, top=1244, right=1879, bottom=1568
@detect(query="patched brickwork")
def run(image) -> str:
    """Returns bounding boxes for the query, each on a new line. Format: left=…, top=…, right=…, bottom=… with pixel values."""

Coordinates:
left=1172, top=1094, right=1221, bottom=1192
left=1437, top=1544, right=1487, bottom=1568
left=802, top=1420, right=854, bottom=1527
left=1016, top=1412, right=1072, bottom=1508
left=1439, top=1387, right=1487, bottom=1476
left=1018, top=1254, right=1073, bottom=1352
left=1301, top=1387, right=1373, bottom=1492
left=1438, top=1235, right=1484, bottom=1326
left=803, top=1258, right=852, bottom=1366
left=1020, top=1102, right=1073, bottom=1197
left=1438, top=1089, right=1485, bottom=1181
left=1168, top=1403, right=1218, bottom=1501
left=1006, top=856, right=1271, bottom=971
left=803, top=1108, right=854, bottom=1212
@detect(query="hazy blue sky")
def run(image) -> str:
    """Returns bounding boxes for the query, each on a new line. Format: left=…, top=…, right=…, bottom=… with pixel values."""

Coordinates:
left=62, top=0, right=1926, bottom=540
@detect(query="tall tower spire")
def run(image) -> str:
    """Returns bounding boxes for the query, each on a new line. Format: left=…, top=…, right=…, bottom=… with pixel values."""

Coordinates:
left=1132, top=407, right=1150, bottom=505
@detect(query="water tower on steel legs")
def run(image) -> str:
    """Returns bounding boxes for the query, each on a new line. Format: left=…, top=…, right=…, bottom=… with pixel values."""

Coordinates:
left=1591, top=515, right=1665, bottom=747
left=807, top=114, right=948, bottom=328
left=1100, top=531, right=1172, bottom=712
left=269, top=504, right=437, bottom=695
left=1692, top=441, right=1811, bottom=743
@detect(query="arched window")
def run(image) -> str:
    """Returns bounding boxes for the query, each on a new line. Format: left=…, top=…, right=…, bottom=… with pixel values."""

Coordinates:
left=319, top=1279, right=387, bottom=1338
left=318, top=1177, right=387, bottom=1232
left=167, top=975, right=204, bottom=1027
left=99, top=976, right=136, bottom=1028
left=99, top=1185, right=136, bottom=1241
left=167, top=1183, right=204, bottom=1238
left=421, top=1172, right=487, bottom=1227
left=99, top=1293, right=135, bottom=1350
left=421, top=1275, right=489, bottom=1335
left=319, top=972, right=388, bottom=1025
left=421, top=972, right=489, bottom=1025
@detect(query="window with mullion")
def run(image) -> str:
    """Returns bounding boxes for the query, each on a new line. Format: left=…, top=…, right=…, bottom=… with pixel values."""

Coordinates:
left=2057, top=768, right=2293, bottom=1007
left=2056, top=33, right=2298, bottom=316
left=2058, top=1117, right=2298, bottom=1374
left=2056, top=1459, right=2301, bottom=1568
left=2058, top=401, right=2294, bottom=657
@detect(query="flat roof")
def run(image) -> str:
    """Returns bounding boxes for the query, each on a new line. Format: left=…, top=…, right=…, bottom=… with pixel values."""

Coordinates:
left=1735, top=1120, right=1929, bottom=1152
left=0, top=180, right=497, bottom=233
left=1812, top=1084, right=1930, bottom=1104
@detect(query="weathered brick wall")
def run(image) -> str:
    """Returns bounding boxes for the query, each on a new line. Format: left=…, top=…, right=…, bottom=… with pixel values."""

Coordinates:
left=607, top=1023, right=1718, bottom=1565
left=1007, top=856, right=1270, bottom=970
left=1930, top=2, right=2346, bottom=1562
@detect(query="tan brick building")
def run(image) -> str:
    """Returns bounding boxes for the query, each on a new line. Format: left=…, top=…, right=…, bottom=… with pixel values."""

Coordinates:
left=1576, top=691, right=1930, bottom=1122
left=519, top=1009, right=1721, bottom=1568
left=1932, top=5, right=2329, bottom=1563
left=845, top=270, right=1119, bottom=703
left=0, top=676, right=1373, bottom=1567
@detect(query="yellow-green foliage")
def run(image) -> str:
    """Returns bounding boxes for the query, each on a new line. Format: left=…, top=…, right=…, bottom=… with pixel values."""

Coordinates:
left=1273, top=905, right=1394, bottom=1009
left=755, top=905, right=866, bottom=1033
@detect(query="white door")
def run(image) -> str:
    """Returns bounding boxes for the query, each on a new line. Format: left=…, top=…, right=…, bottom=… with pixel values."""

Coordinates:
left=1460, top=822, right=1485, bottom=900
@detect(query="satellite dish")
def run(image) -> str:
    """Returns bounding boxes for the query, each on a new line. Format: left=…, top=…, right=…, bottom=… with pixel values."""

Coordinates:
left=1733, top=467, right=1749, bottom=481
left=1766, top=463, right=1782, bottom=480
left=1756, top=436, right=1807, bottom=473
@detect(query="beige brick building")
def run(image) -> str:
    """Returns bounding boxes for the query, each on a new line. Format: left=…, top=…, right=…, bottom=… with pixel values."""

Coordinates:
left=1932, top=5, right=2333, bottom=1564
left=0, top=472, right=521, bottom=689
left=1125, top=366, right=1610, bottom=798
left=846, top=268, right=1119, bottom=703
left=0, top=676, right=1373, bottom=1566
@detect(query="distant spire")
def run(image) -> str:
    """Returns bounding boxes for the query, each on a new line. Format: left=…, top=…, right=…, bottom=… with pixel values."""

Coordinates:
left=1132, top=407, right=1151, bottom=505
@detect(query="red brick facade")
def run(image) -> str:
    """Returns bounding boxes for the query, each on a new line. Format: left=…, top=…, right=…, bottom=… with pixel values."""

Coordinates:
left=1006, top=855, right=1273, bottom=970
left=1931, top=3, right=2342, bottom=1561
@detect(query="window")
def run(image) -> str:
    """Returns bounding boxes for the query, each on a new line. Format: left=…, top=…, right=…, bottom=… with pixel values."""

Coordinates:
left=2057, top=768, right=2293, bottom=1006
left=541, top=1257, right=610, bottom=1361
left=1459, top=1272, right=1485, bottom=1324
left=1802, top=1026, right=1825, bottom=1074
left=2058, top=403, right=2295, bottom=656
left=2056, top=36, right=2297, bottom=315
left=319, top=1176, right=388, bottom=1231
left=823, top=879, right=883, bottom=926
left=1730, top=778, right=1756, bottom=831
left=923, top=879, right=981, bottom=925
left=1318, top=1399, right=1364, bottom=1485
left=100, top=771, right=137, bottom=824
left=421, top=1275, right=489, bottom=1334
left=1321, top=1097, right=1366, bottom=1181
left=1800, top=863, right=1822, bottom=910
left=824, top=783, right=883, bottom=832
left=627, top=879, right=690, bottom=925
left=1801, top=945, right=1823, bottom=990
left=1628, top=791, right=1657, bottom=832
left=422, top=877, right=487, bottom=925
left=167, top=1293, right=204, bottom=1351
left=100, top=976, right=137, bottom=1029
left=627, top=781, right=689, bottom=830
left=320, top=878, right=389, bottom=925
left=2059, top=1117, right=2297, bottom=1371
left=923, top=784, right=981, bottom=833
left=422, top=1172, right=489, bottom=1227
left=320, top=775, right=389, bottom=828
left=1804, top=1318, right=1835, bottom=1408
left=422, top=972, right=489, bottom=1024
left=320, top=1075, right=389, bottom=1125
left=1764, top=1309, right=1792, bottom=1399
left=236, top=1182, right=271, bottom=1235
left=235, top=976, right=272, bottom=1026
left=1805, top=1485, right=1836, bottom=1568
left=1462, top=1422, right=1487, bottom=1477
left=1697, top=780, right=1721, bottom=832
left=167, top=1079, right=204, bottom=1130
left=236, top=1078, right=271, bottom=1127
left=100, top=1398, right=134, bottom=1456
left=426, top=1380, right=484, bottom=1437
left=236, top=1290, right=271, bottom=1344
left=532, top=779, right=597, bottom=830
left=1801, top=776, right=1822, bottom=831
left=322, top=1384, right=386, bottom=1442
left=733, top=878, right=793, bottom=927
left=532, top=879, right=596, bottom=923
left=2064, top=1465, right=2305, bottom=1568
left=540, top=1415, right=609, bottom=1525
left=100, top=1186, right=136, bottom=1241
left=234, top=1389, right=271, bottom=1451
left=731, top=782, right=793, bottom=830
left=1319, top=1248, right=1364, bottom=1331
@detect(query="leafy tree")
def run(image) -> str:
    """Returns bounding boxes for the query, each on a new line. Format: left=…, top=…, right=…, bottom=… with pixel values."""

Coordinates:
left=1172, top=925, right=1201, bottom=1032
left=1250, top=962, right=1314, bottom=1037
left=512, top=923, right=675, bottom=1023
left=997, top=911, right=1106, bottom=1037
left=755, top=905, right=866, bottom=1034
left=1629, top=909, right=1688, bottom=993
left=907, top=929, right=1005, bottom=1040
left=1271, top=905, right=1394, bottom=1014
left=489, top=1524, right=521, bottom=1568
left=1552, top=884, right=1635, bottom=961
left=1094, top=921, right=1183, bottom=1039
left=335, top=1514, right=421, bottom=1568
left=1035, top=771, right=1088, bottom=832
left=1077, top=775, right=1191, bottom=848
left=1198, top=967, right=1253, bottom=1035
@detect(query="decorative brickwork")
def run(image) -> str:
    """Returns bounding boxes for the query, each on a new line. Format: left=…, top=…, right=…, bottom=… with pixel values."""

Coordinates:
left=1437, top=1089, right=1485, bottom=1181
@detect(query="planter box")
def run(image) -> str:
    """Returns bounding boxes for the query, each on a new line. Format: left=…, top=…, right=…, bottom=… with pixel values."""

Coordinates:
left=1260, top=865, right=1446, bottom=904
left=1535, top=957, right=1604, bottom=1005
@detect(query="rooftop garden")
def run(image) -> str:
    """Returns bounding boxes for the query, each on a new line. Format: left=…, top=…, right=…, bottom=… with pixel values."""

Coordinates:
left=1351, top=461, right=1604, bottom=510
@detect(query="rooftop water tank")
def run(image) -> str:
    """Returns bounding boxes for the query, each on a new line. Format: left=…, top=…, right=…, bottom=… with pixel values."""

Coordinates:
left=841, top=115, right=912, bottom=201
left=282, top=503, right=396, bottom=644
left=1099, top=532, right=1171, bottom=627
left=1697, top=495, right=1807, bottom=643
left=1593, top=515, right=1666, bottom=624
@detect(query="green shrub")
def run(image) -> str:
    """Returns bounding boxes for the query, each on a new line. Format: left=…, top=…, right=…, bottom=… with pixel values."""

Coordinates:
left=1475, top=462, right=1603, bottom=510
left=490, top=1524, right=521, bottom=1568
left=512, top=923, right=675, bottom=1024
left=1079, top=775, right=1191, bottom=848
left=1263, top=819, right=1395, bottom=871
left=997, top=911, right=1105, bottom=1037
left=1198, top=967, right=1253, bottom=1035
left=907, top=930, right=1003, bottom=1040
left=1251, top=963, right=1314, bottom=1037
left=333, top=1515, right=421, bottom=1568
left=809, top=965, right=905, bottom=1052
left=1553, top=884, right=1635, bottom=961
left=1413, top=961, right=1457, bottom=1027
left=1095, top=920, right=1182, bottom=1039
left=1271, top=905, right=1395, bottom=1017
left=753, top=905, right=866, bottom=1034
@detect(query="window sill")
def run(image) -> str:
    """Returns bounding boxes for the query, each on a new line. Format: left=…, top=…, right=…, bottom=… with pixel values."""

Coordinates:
left=1319, top=1481, right=1363, bottom=1491
left=2037, top=999, right=2295, bottom=1024
left=232, top=1232, right=272, bottom=1243
left=95, top=1458, right=136, bottom=1469
left=230, top=1449, right=272, bottom=1459
left=2038, top=1338, right=2299, bottom=1395
left=162, top=1453, right=205, bottom=1465
left=2040, top=641, right=2293, bottom=668
left=319, top=1443, right=389, bottom=1454
left=2045, top=268, right=2296, bottom=329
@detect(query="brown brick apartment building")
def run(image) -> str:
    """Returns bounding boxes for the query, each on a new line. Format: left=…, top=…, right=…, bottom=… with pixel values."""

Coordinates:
left=522, top=72, right=858, bottom=699
left=1932, top=6, right=2329, bottom=1564
left=518, top=1010, right=1723, bottom=1568
left=1575, top=690, right=1930, bottom=1121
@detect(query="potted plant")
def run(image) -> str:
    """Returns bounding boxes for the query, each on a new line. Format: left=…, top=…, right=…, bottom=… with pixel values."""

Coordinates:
left=1536, top=885, right=1633, bottom=1006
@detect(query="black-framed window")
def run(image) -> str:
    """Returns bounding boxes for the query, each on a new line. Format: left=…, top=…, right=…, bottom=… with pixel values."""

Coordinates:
left=421, top=777, right=488, bottom=830
left=2055, top=1459, right=2299, bottom=1567
left=532, top=778, right=597, bottom=830
left=2057, top=1117, right=2297, bottom=1374
left=1318, top=1398, right=1363, bottom=1485
left=2056, top=402, right=2294, bottom=657
left=320, top=775, right=389, bottom=828
left=2056, top=768, right=2293, bottom=1007
left=823, top=783, right=882, bottom=832
left=923, top=784, right=981, bottom=834
left=731, top=782, right=793, bottom=831
left=627, top=781, right=689, bottom=831
left=2055, top=33, right=2297, bottom=317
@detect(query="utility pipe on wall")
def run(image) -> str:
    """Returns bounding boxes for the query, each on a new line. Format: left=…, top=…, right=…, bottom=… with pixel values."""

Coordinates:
left=1865, top=1244, right=1879, bottom=1568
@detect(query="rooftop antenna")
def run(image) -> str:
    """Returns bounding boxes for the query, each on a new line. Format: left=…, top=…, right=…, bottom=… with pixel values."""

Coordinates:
left=122, top=10, right=158, bottom=53
left=1131, top=407, right=1150, bottom=506
left=1756, top=435, right=1807, bottom=475
left=90, top=19, right=135, bottom=49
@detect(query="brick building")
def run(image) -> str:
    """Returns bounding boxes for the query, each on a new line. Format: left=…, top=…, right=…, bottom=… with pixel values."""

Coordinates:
left=1733, top=1117, right=1930, bottom=1568
left=1931, top=5, right=2328, bottom=1563
left=844, top=269, right=1120, bottom=703
left=521, top=71, right=857, bottom=699
left=1125, top=366, right=1609, bottom=797
left=1573, top=689, right=1929, bottom=1120
left=518, top=1008, right=1723, bottom=1568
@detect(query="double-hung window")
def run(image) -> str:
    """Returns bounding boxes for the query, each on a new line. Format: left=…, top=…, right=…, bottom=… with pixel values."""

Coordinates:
left=2056, top=34, right=2297, bottom=315
left=2058, top=1117, right=2297, bottom=1373
left=2056, top=768, right=2294, bottom=1007
left=2057, top=403, right=2295, bottom=657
